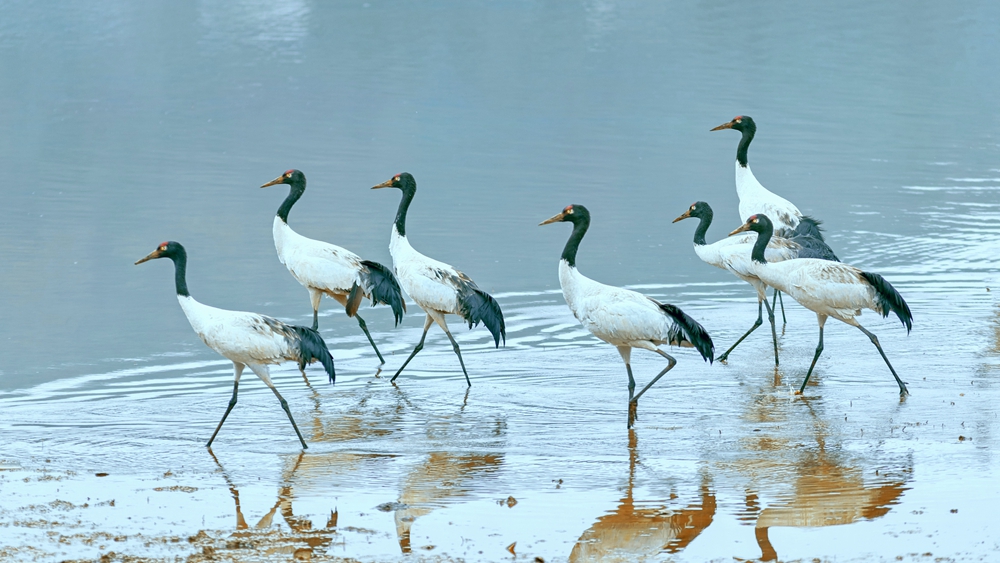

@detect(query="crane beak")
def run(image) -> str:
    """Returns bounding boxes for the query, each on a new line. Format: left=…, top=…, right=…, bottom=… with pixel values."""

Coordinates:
left=672, top=210, right=692, bottom=223
left=710, top=121, right=734, bottom=131
left=135, top=249, right=161, bottom=265
left=729, top=222, right=752, bottom=236
left=372, top=179, right=394, bottom=189
left=260, top=176, right=285, bottom=189
left=539, top=212, right=566, bottom=226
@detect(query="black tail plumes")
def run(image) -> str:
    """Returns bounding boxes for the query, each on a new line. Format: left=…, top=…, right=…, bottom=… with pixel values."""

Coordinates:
left=358, top=259, right=406, bottom=326
left=793, top=216, right=826, bottom=241
left=658, top=303, right=715, bottom=363
left=292, top=326, right=337, bottom=383
left=776, top=216, right=839, bottom=261
left=777, top=217, right=826, bottom=240
left=457, top=285, right=506, bottom=347
left=860, top=271, right=913, bottom=333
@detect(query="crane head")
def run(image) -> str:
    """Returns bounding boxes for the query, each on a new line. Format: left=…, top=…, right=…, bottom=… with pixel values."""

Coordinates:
left=540, top=204, right=589, bottom=226
left=261, top=169, right=305, bottom=189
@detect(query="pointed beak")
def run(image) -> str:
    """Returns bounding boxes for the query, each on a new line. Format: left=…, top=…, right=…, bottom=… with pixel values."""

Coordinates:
left=135, top=249, right=161, bottom=265
left=539, top=212, right=566, bottom=226
left=729, top=222, right=752, bottom=236
left=260, top=176, right=284, bottom=189
left=372, top=179, right=394, bottom=190
left=672, top=210, right=692, bottom=223
left=710, top=121, right=734, bottom=131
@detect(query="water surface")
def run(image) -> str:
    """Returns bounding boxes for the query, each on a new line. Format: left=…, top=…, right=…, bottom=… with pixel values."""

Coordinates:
left=1, top=1, right=999, bottom=561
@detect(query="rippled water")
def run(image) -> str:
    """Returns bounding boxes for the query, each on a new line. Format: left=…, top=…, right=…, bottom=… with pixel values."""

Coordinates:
left=2, top=1, right=1000, bottom=561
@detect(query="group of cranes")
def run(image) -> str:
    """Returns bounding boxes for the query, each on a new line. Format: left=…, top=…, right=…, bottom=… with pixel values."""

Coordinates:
left=135, top=115, right=914, bottom=446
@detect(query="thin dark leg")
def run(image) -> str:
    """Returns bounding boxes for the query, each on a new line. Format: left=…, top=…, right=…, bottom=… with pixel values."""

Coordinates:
left=391, top=329, right=429, bottom=382
left=442, top=330, right=471, bottom=387
left=856, top=325, right=909, bottom=396
left=763, top=298, right=779, bottom=367
left=207, top=380, right=239, bottom=448
left=311, top=309, right=319, bottom=331
left=630, top=350, right=677, bottom=404
left=718, top=301, right=764, bottom=362
left=355, top=315, right=385, bottom=364
left=625, top=363, right=636, bottom=401
left=268, top=386, right=308, bottom=449
left=798, top=326, right=825, bottom=394
left=772, top=288, right=787, bottom=325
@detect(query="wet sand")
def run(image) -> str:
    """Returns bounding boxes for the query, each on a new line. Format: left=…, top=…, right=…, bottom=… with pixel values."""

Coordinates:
left=2, top=280, right=998, bottom=562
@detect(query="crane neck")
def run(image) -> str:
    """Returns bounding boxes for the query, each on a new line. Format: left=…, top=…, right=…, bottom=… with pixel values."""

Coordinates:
left=562, top=216, right=589, bottom=268
left=393, top=184, right=416, bottom=237
left=751, top=223, right=772, bottom=264
left=691, top=211, right=712, bottom=247
left=736, top=124, right=755, bottom=168
left=277, top=180, right=306, bottom=223
left=169, top=248, right=191, bottom=297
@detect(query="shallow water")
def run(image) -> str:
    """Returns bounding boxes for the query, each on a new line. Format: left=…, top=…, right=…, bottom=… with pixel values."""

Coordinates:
left=2, top=1, right=1000, bottom=562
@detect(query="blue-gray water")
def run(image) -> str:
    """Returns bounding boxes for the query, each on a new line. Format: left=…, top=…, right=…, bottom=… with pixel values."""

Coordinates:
left=1, top=2, right=999, bottom=562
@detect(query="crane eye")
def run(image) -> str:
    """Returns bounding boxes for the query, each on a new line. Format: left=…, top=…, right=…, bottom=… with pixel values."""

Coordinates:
left=160, top=245, right=168, bottom=251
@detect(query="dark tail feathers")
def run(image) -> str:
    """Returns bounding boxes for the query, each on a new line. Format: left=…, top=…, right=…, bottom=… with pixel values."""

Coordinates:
left=860, top=271, right=912, bottom=333
left=794, top=215, right=825, bottom=241
left=658, top=303, right=715, bottom=363
left=776, top=215, right=825, bottom=241
left=356, top=260, right=406, bottom=326
left=292, top=326, right=336, bottom=384
left=457, top=286, right=506, bottom=347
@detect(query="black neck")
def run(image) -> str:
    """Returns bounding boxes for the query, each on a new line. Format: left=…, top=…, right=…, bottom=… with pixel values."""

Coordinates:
left=751, top=223, right=772, bottom=264
left=394, top=184, right=415, bottom=237
left=277, top=180, right=305, bottom=223
left=170, top=249, right=190, bottom=297
left=736, top=125, right=755, bottom=168
left=692, top=212, right=712, bottom=246
left=562, top=216, right=589, bottom=267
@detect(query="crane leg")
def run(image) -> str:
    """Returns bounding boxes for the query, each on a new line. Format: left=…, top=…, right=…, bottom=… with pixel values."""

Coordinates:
left=630, top=349, right=677, bottom=405
left=208, top=363, right=244, bottom=448
left=616, top=347, right=636, bottom=400
left=391, top=314, right=434, bottom=382
left=247, top=363, right=308, bottom=449
left=856, top=324, right=909, bottom=396
left=309, top=289, right=323, bottom=331
left=798, top=325, right=825, bottom=394
left=355, top=314, right=385, bottom=364
left=763, top=298, right=779, bottom=367
left=771, top=289, right=787, bottom=325
left=718, top=301, right=764, bottom=362
left=428, top=312, right=470, bottom=386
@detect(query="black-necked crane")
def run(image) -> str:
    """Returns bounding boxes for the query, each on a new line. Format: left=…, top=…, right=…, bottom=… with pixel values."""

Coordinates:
left=673, top=201, right=840, bottom=365
left=261, top=169, right=405, bottom=364
left=371, top=172, right=505, bottom=386
left=711, top=115, right=816, bottom=234
left=540, top=204, right=714, bottom=428
left=729, top=214, right=912, bottom=396
left=135, top=241, right=335, bottom=449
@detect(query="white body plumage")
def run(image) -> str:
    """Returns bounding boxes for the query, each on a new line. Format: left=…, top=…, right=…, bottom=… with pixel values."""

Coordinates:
left=274, top=217, right=363, bottom=304
left=178, top=294, right=303, bottom=375
left=558, top=260, right=691, bottom=352
left=735, top=162, right=802, bottom=232
left=747, top=259, right=880, bottom=324
left=389, top=225, right=465, bottom=315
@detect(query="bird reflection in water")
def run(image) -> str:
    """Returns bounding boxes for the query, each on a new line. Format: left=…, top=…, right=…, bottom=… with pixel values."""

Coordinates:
left=735, top=399, right=910, bottom=561
left=570, top=430, right=716, bottom=562
left=391, top=451, right=504, bottom=553
left=208, top=450, right=339, bottom=559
